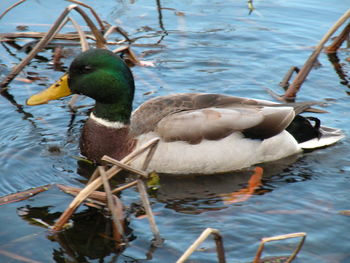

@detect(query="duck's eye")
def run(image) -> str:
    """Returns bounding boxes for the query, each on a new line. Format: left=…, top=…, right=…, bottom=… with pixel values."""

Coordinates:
left=79, top=65, right=93, bottom=74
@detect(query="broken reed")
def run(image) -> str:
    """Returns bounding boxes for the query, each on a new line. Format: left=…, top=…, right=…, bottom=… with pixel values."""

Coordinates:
left=51, top=138, right=161, bottom=245
left=0, top=3, right=107, bottom=89
left=175, top=228, right=306, bottom=263
left=282, top=8, right=350, bottom=101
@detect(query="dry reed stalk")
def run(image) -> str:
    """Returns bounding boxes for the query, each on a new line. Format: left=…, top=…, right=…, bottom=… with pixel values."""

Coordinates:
left=176, top=228, right=226, bottom=263
left=67, top=17, right=89, bottom=51
left=87, top=168, right=100, bottom=185
left=60, top=5, right=106, bottom=46
left=56, top=184, right=107, bottom=203
left=102, top=155, right=149, bottom=178
left=104, top=26, right=131, bottom=42
left=253, top=232, right=306, bottom=263
left=136, top=179, right=163, bottom=247
left=51, top=138, right=159, bottom=231
left=0, top=183, right=111, bottom=206
left=112, top=46, right=129, bottom=54
left=99, top=166, right=125, bottom=243
left=67, top=0, right=106, bottom=32
left=0, top=184, right=52, bottom=205
left=0, top=0, right=27, bottom=20
left=66, top=16, right=90, bottom=109
left=103, top=25, right=117, bottom=39
left=283, top=8, right=350, bottom=100
left=136, top=179, right=163, bottom=246
left=326, top=22, right=350, bottom=53
left=0, top=32, right=96, bottom=41
left=127, top=47, right=142, bottom=64
left=279, top=66, right=299, bottom=90
left=0, top=4, right=106, bottom=89
left=141, top=138, right=159, bottom=170
left=0, top=8, right=70, bottom=89
left=122, top=43, right=166, bottom=48
left=111, top=181, right=138, bottom=194
left=112, top=46, right=144, bottom=65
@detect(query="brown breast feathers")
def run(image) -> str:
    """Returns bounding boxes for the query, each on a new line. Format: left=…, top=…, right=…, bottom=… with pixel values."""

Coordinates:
left=80, top=118, right=136, bottom=163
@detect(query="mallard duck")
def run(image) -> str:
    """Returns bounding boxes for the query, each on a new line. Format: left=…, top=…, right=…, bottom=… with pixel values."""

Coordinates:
left=27, top=49, right=344, bottom=174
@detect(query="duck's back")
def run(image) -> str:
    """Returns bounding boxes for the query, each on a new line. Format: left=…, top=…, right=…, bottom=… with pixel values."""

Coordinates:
left=130, top=93, right=292, bottom=140
left=129, top=93, right=302, bottom=174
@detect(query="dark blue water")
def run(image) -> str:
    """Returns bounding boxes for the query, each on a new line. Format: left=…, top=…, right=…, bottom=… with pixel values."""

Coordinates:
left=0, top=0, right=350, bottom=262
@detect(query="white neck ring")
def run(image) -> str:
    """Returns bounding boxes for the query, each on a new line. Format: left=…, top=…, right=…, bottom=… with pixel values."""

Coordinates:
left=90, top=112, right=127, bottom=129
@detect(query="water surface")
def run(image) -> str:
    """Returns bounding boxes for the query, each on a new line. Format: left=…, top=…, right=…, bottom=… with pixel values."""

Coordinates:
left=0, top=0, right=350, bottom=262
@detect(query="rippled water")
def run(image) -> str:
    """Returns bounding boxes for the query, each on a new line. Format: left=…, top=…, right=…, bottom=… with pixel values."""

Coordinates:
left=0, top=0, right=350, bottom=262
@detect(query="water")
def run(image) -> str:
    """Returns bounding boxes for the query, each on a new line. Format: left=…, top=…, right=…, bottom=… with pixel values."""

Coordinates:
left=0, top=0, right=350, bottom=262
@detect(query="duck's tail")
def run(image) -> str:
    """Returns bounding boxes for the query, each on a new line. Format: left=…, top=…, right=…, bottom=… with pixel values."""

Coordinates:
left=298, top=125, right=345, bottom=149
left=286, top=115, right=345, bottom=149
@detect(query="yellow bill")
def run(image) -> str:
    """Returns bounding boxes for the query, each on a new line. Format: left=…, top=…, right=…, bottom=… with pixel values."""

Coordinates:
left=26, top=74, right=71, bottom=105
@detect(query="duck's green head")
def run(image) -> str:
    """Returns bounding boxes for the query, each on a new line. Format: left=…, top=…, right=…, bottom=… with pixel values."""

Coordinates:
left=68, top=49, right=134, bottom=104
left=27, top=49, right=135, bottom=123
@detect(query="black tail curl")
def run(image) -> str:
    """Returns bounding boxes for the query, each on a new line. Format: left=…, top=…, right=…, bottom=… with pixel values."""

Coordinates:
left=286, top=115, right=321, bottom=143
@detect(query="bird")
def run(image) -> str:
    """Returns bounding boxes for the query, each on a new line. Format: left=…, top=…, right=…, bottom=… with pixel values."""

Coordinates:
left=27, top=49, right=344, bottom=175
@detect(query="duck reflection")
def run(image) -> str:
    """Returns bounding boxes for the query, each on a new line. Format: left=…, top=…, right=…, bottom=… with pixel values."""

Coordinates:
left=74, top=154, right=303, bottom=216
left=147, top=154, right=302, bottom=214
left=17, top=203, right=134, bottom=262
left=9, top=153, right=306, bottom=262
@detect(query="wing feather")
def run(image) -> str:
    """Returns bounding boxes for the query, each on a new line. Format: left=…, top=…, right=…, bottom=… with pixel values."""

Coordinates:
left=131, top=93, right=297, bottom=142
left=156, top=106, right=295, bottom=143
